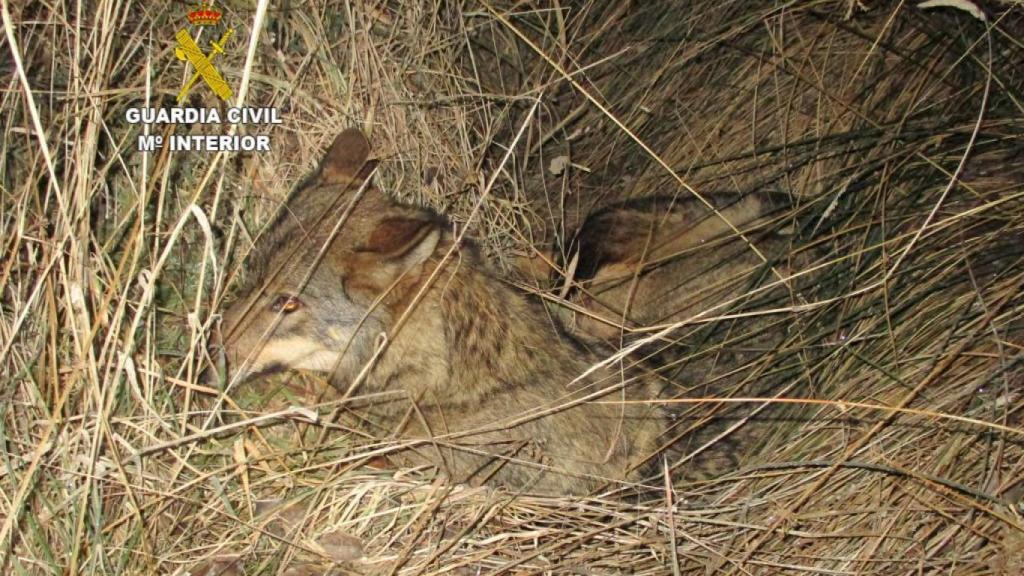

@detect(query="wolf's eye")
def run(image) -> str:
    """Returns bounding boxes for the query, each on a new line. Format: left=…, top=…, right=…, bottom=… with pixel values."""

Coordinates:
left=271, top=294, right=302, bottom=314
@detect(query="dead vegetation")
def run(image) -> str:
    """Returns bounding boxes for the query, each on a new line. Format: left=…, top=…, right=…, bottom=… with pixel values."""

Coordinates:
left=1, top=0, right=1022, bottom=574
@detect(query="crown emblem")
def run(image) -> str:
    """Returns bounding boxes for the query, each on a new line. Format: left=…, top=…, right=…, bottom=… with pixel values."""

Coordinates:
left=187, top=2, right=222, bottom=26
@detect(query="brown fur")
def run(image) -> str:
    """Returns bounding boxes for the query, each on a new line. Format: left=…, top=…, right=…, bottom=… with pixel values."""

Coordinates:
left=563, top=193, right=815, bottom=479
left=568, top=194, right=774, bottom=341
left=220, top=129, right=666, bottom=495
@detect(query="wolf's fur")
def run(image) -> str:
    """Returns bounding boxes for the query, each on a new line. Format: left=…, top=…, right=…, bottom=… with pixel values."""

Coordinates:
left=564, top=193, right=814, bottom=478
left=568, top=194, right=775, bottom=342
left=221, top=129, right=666, bottom=495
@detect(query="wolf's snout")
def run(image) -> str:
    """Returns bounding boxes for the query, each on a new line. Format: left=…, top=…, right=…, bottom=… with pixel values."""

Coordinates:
left=200, top=343, right=226, bottom=387
left=198, top=318, right=229, bottom=387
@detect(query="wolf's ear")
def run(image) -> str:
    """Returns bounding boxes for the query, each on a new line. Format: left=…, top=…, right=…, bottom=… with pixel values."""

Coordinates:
left=318, top=128, right=377, bottom=186
left=359, top=216, right=442, bottom=267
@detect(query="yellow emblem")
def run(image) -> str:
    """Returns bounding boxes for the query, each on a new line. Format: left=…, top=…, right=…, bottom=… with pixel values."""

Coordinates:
left=175, top=4, right=233, bottom=103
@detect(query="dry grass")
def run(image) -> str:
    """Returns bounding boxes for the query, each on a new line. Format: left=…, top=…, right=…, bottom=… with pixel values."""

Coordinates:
left=1, top=0, right=1023, bottom=574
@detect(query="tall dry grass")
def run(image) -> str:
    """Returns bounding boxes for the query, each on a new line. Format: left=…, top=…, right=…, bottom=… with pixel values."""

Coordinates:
left=1, top=0, right=1022, bottom=574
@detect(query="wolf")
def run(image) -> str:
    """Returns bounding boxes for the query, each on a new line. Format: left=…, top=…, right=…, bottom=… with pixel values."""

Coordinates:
left=565, top=193, right=776, bottom=343
left=559, top=191, right=815, bottom=476
left=218, top=128, right=667, bottom=495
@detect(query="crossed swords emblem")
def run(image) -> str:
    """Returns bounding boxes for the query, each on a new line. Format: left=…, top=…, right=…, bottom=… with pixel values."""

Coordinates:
left=175, top=27, right=234, bottom=103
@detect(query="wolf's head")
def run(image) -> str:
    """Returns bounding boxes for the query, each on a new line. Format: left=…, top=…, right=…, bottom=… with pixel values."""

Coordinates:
left=218, top=128, right=446, bottom=386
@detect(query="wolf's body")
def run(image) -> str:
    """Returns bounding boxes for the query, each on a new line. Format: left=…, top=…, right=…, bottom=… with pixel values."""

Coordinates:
left=562, top=192, right=814, bottom=476
left=567, top=194, right=777, bottom=342
left=221, top=129, right=666, bottom=495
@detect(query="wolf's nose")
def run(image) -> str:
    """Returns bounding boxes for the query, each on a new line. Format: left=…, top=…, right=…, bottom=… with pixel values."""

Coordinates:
left=199, top=344, right=226, bottom=387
